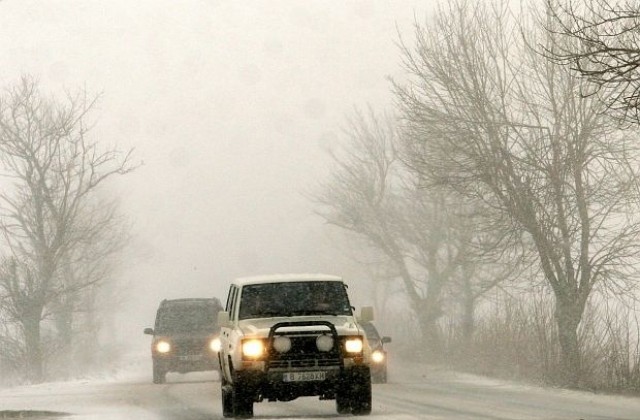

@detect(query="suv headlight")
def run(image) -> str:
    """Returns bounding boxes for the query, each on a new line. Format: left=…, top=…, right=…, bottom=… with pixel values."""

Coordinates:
left=344, top=337, right=363, bottom=353
left=316, top=334, right=333, bottom=352
left=242, top=339, right=266, bottom=359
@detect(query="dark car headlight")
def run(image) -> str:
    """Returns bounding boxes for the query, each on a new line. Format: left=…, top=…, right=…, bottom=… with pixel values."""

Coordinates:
left=155, top=339, right=171, bottom=354
left=372, top=350, right=385, bottom=363
left=209, top=337, right=221, bottom=352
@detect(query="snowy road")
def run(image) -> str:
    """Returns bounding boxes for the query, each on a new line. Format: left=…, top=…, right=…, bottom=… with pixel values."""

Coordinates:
left=2, top=360, right=640, bottom=419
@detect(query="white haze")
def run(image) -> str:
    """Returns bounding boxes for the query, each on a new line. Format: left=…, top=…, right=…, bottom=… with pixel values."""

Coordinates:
left=0, top=0, right=433, bottom=358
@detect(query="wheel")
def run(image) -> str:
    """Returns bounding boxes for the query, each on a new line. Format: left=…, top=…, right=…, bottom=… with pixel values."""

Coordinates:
left=152, top=363, right=166, bottom=384
left=372, top=367, right=388, bottom=384
left=336, top=367, right=372, bottom=415
left=350, top=367, right=372, bottom=415
left=221, top=378, right=233, bottom=417
left=336, top=391, right=351, bottom=414
left=379, top=367, right=388, bottom=384
left=231, top=383, right=254, bottom=418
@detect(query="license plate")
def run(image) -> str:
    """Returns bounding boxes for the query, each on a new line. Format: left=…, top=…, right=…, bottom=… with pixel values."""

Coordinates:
left=178, top=354, right=202, bottom=362
left=283, top=371, right=326, bottom=382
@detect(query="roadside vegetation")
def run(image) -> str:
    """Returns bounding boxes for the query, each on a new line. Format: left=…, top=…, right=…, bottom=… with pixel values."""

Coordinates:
left=0, top=76, right=136, bottom=385
left=314, top=0, right=640, bottom=393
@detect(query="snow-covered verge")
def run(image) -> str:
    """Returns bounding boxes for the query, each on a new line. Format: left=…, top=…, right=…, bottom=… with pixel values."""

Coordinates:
left=0, top=350, right=154, bottom=419
left=387, top=360, right=640, bottom=419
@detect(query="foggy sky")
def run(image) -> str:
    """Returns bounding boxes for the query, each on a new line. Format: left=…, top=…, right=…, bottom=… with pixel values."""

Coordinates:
left=0, top=0, right=433, bottom=342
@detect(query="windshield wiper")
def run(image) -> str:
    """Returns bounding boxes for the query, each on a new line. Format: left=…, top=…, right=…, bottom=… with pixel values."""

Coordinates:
left=258, top=311, right=292, bottom=317
left=289, top=310, right=339, bottom=316
left=313, top=310, right=339, bottom=316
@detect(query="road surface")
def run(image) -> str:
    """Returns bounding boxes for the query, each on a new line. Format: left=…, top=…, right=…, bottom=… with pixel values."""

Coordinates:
left=2, top=359, right=640, bottom=419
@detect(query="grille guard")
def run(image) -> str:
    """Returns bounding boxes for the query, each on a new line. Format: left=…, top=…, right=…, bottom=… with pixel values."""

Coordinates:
left=266, top=320, right=343, bottom=372
left=268, top=320, right=339, bottom=338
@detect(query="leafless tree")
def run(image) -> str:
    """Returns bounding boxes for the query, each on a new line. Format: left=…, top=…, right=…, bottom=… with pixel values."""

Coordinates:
left=545, top=0, right=640, bottom=123
left=394, top=0, right=640, bottom=386
left=313, top=108, right=486, bottom=355
left=446, top=210, right=525, bottom=346
left=0, top=76, right=135, bottom=383
left=48, top=198, right=129, bottom=377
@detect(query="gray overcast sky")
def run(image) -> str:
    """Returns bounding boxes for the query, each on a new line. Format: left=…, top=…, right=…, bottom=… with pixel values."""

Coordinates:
left=0, top=0, right=433, bottom=335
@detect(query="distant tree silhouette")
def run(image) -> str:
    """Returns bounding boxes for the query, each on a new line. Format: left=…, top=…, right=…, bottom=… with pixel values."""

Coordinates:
left=0, top=76, right=136, bottom=383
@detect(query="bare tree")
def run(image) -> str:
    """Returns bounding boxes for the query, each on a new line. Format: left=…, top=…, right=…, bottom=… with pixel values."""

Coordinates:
left=313, top=108, right=476, bottom=355
left=545, top=0, right=640, bottom=123
left=0, top=76, right=135, bottom=383
left=48, top=198, right=129, bottom=377
left=394, top=0, right=640, bottom=386
left=446, top=212, right=524, bottom=347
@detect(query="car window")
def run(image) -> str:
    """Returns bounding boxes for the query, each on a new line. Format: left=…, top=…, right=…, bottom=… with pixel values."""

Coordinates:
left=238, top=281, right=352, bottom=320
left=227, top=286, right=238, bottom=320
left=155, top=303, right=219, bottom=334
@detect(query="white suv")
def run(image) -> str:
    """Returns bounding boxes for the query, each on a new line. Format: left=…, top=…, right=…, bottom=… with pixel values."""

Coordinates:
left=217, top=274, right=373, bottom=418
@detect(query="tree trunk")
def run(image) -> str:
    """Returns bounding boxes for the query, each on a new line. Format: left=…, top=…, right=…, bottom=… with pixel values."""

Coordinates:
left=461, top=290, right=475, bottom=346
left=23, top=312, right=44, bottom=383
left=554, top=297, right=583, bottom=387
left=54, top=300, right=74, bottom=378
left=418, top=298, right=443, bottom=357
left=79, top=288, right=100, bottom=371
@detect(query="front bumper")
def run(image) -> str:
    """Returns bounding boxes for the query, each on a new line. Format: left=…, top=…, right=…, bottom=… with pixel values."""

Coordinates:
left=153, top=353, right=220, bottom=373
left=233, top=365, right=369, bottom=402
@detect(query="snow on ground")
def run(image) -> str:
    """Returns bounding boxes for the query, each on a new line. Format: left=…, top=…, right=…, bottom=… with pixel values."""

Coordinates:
left=2, top=353, right=640, bottom=419
left=0, top=351, right=155, bottom=419
left=389, top=361, right=640, bottom=419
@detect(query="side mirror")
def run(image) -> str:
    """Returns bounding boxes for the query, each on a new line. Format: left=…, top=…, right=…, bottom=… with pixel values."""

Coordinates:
left=217, top=310, right=230, bottom=328
left=382, top=336, right=392, bottom=344
left=359, top=306, right=374, bottom=323
left=143, top=327, right=154, bottom=335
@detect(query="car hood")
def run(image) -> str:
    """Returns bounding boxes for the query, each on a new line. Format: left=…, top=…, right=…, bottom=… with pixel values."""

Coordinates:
left=368, top=341, right=384, bottom=351
left=237, top=316, right=363, bottom=338
left=153, top=330, right=219, bottom=339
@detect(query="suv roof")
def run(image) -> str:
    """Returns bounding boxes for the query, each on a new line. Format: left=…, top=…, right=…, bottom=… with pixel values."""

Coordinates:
left=233, top=273, right=342, bottom=286
left=153, top=297, right=223, bottom=334
left=159, top=297, right=222, bottom=307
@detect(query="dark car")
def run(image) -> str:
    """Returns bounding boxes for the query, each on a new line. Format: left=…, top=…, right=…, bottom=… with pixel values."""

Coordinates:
left=361, top=321, right=391, bottom=383
left=144, top=297, right=223, bottom=384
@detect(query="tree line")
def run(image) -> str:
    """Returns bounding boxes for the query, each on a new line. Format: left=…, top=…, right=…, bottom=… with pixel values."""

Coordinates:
left=314, top=0, right=640, bottom=390
left=0, top=76, right=135, bottom=385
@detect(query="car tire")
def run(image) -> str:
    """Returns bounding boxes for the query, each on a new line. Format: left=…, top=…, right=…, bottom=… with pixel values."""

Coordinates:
left=221, top=380, right=233, bottom=418
left=231, top=382, right=254, bottom=418
left=336, top=390, right=351, bottom=414
left=350, top=366, right=372, bottom=415
left=336, top=367, right=372, bottom=415
left=372, top=367, right=387, bottom=384
left=152, top=363, right=166, bottom=384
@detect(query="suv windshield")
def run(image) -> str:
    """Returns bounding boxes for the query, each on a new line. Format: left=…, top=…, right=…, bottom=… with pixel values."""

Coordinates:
left=238, top=281, right=352, bottom=320
left=155, top=302, right=219, bottom=334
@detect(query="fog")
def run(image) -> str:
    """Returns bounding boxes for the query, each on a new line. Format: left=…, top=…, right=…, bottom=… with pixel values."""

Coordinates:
left=0, top=0, right=433, bottom=351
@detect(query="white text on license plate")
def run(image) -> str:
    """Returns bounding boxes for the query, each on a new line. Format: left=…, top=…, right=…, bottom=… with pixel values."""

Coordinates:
left=283, top=371, right=326, bottom=382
